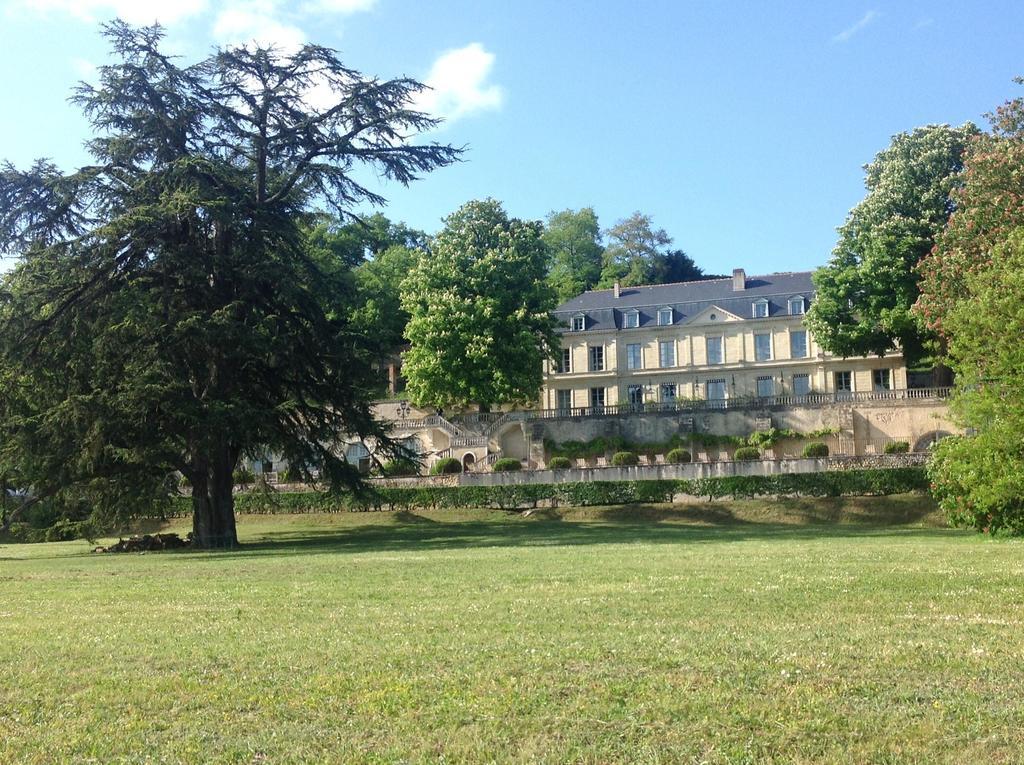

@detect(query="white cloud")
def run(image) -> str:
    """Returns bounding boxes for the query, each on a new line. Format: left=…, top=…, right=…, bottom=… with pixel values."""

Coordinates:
left=414, top=43, right=503, bottom=125
left=70, top=56, right=97, bottom=80
left=303, top=0, right=375, bottom=12
left=212, top=1, right=305, bottom=52
left=13, top=0, right=208, bottom=25
left=831, top=10, right=880, bottom=43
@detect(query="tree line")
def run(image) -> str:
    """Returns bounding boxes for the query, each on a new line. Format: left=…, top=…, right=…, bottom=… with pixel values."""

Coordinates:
left=805, top=81, right=1024, bottom=535
left=2, top=21, right=1023, bottom=543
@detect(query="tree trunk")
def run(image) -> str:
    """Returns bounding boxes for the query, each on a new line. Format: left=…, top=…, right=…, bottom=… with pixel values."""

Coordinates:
left=190, top=448, right=239, bottom=549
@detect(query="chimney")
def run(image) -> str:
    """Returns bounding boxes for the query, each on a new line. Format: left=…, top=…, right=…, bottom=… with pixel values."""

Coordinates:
left=732, top=268, right=746, bottom=291
left=613, top=281, right=621, bottom=298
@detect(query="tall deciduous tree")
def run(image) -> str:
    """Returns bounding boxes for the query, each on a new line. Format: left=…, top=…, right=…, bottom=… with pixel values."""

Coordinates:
left=543, top=207, right=603, bottom=302
left=0, top=23, right=458, bottom=547
left=928, top=229, right=1024, bottom=534
left=598, top=212, right=673, bottom=287
left=351, top=243, right=421, bottom=360
left=917, top=83, right=1024, bottom=337
left=806, top=124, right=977, bottom=366
left=401, top=199, right=558, bottom=410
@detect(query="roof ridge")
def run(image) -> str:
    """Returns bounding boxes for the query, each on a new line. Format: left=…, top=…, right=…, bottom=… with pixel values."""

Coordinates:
left=575, top=270, right=813, bottom=297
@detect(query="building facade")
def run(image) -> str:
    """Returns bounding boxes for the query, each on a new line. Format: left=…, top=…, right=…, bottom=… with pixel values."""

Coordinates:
left=542, top=269, right=908, bottom=412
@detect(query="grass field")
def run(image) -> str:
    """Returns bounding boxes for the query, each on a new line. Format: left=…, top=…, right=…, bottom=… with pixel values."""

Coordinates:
left=2, top=496, right=1023, bottom=764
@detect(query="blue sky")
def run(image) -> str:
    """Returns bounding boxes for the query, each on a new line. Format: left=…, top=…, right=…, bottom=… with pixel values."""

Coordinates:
left=1, top=0, right=1022, bottom=275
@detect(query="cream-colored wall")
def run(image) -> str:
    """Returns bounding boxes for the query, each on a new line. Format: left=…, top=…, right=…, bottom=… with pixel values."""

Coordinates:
left=543, top=315, right=909, bottom=408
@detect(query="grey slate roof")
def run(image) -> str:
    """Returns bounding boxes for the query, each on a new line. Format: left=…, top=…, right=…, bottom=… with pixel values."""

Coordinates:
left=554, top=271, right=814, bottom=332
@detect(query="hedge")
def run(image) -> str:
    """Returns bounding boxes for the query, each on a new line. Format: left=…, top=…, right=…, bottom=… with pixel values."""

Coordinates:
left=884, top=441, right=910, bottom=454
left=492, top=458, right=522, bottom=472
left=733, top=446, right=761, bottom=461
left=209, top=468, right=929, bottom=514
left=611, top=451, right=639, bottom=466
left=666, top=448, right=691, bottom=464
left=548, top=456, right=573, bottom=470
left=802, top=442, right=830, bottom=458
left=430, top=457, right=462, bottom=475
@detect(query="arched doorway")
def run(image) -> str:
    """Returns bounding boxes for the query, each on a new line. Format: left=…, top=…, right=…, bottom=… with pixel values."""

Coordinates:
left=462, top=452, right=476, bottom=471
left=913, top=430, right=953, bottom=452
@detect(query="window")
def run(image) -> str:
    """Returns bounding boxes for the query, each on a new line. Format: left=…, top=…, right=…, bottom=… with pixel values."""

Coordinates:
left=873, top=369, right=891, bottom=391
left=752, top=299, right=769, bottom=318
left=658, top=307, right=673, bottom=326
left=589, top=386, right=605, bottom=413
left=626, top=384, right=644, bottom=407
left=626, top=343, right=642, bottom=370
left=558, top=348, right=572, bottom=374
left=659, top=340, right=675, bottom=368
left=623, top=309, right=639, bottom=329
left=556, top=389, right=573, bottom=412
left=793, top=373, right=811, bottom=396
left=660, top=383, right=677, bottom=402
left=706, top=336, right=723, bottom=365
left=588, top=345, right=604, bottom=372
left=706, top=378, right=727, bottom=407
left=789, top=296, right=806, bottom=315
left=346, top=442, right=371, bottom=474
left=571, top=314, right=585, bottom=332
left=790, top=330, right=808, bottom=359
left=834, top=370, right=853, bottom=396
left=754, top=333, right=772, bottom=362
left=756, top=375, right=774, bottom=398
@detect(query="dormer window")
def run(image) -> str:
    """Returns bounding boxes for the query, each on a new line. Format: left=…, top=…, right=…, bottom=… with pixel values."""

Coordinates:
left=657, top=307, right=673, bottom=326
left=752, top=299, right=769, bottom=319
left=623, top=309, right=639, bottom=329
left=788, top=296, right=806, bottom=315
left=571, top=313, right=586, bottom=332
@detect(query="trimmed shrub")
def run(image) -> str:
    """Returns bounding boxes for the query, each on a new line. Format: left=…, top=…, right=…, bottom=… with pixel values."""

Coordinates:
left=211, top=467, right=931, bottom=515
left=802, top=442, right=830, bottom=458
left=430, top=457, right=462, bottom=475
left=381, top=459, right=419, bottom=477
left=492, top=458, right=522, bottom=472
left=548, top=456, right=573, bottom=470
left=733, top=446, right=761, bottom=461
left=282, top=466, right=306, bottom=483
left=884, top=441, right=910, bottom=454
left=232, top=467, right=255, bottom=486
left=666, top=448, right=692, bottom=464
left=611, top=451, right=639, bottom=466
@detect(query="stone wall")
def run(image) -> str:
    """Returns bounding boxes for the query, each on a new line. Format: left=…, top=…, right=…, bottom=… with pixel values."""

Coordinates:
left=524, top=398, right=955, bottom=463
left=458, top=454, right=921, bottom=487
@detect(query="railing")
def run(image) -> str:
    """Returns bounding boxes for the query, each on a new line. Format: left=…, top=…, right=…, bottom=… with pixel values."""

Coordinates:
left=451, top=435, right=488, bottom=448
left=424, top=415, right=464, bottom=434
left=383, top=388, right=953, bottom=430
left=521, top=387, right=952, bottom=421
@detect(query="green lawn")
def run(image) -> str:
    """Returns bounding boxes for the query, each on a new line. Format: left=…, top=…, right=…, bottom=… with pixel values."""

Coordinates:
left=2, top=497, right=1022, bottom=764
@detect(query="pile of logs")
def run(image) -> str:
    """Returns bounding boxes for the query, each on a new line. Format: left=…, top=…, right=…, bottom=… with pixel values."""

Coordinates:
left=94, top=533, right=191, bottom=553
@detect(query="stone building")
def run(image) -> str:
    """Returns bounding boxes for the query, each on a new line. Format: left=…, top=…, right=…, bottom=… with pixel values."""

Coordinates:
left=543, top=269, right=905, bottom=411
left=250, top=269, right=958, bottom=478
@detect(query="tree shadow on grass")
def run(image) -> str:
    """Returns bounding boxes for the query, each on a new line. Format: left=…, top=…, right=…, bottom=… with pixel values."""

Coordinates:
left=187, top=503, right=960, bottom=562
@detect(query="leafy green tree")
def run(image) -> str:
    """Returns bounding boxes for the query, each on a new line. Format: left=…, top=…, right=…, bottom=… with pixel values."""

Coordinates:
left=918, top=83, right=1024, bottom=338
left=0, top=23, right=458, bottom=547
left=351, top=244, right=420, bottom=358
left=543, top=207, right=603, bottom=302
left=807, top=124, right=977, bottom=365
left=401, top=199, right=558, bottom=410
left=305, top=212, right=428, bottom=268
left=649, top=248, right=710, bottom=284
left=928, top=229, right=1024, bottom=534
left=598, top=212, right=673, bottom=287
